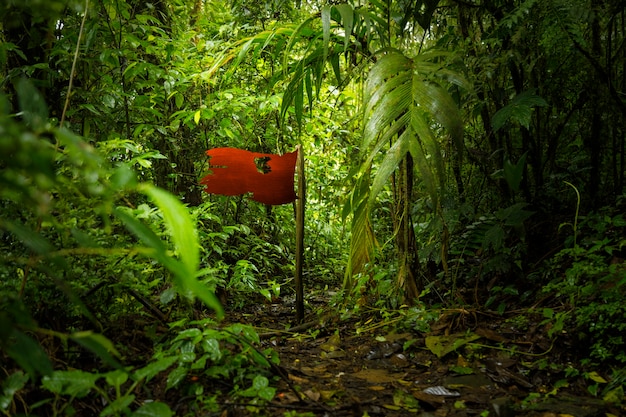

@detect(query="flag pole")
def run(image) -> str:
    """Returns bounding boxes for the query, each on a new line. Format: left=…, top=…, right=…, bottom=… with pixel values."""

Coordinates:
left=294, top=145, right=305, bottom=323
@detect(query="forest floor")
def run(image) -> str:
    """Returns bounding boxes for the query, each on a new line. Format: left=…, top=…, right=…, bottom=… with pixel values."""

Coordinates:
left=207, top=290, right=623, bottom=417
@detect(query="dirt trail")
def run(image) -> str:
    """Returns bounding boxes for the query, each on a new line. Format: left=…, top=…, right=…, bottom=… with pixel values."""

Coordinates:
left=222, top=297, right=621, bottom=417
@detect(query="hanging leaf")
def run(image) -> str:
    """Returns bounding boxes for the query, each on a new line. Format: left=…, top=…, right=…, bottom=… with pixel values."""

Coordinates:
left=492, top=89, right=548, bottom=131
left=503, top=152, right=527, bottom=192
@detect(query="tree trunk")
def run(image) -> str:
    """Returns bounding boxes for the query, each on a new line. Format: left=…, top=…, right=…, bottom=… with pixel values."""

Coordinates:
left=392, top=154, right=421, bottom=301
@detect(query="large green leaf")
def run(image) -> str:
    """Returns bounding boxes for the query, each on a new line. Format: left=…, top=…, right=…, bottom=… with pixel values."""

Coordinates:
left=345, top=49, right=465, bottom=282
left=41, top=370, right=100, bottom=398
left=115, top=185, right=223, bottom=318
left=140, top=184, right=199, bottom=275
left=360, top=50, right=462, bottom=207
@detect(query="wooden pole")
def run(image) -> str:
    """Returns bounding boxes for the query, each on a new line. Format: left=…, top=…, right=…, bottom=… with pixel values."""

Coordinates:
left=294, top=145, right=305, bottom=323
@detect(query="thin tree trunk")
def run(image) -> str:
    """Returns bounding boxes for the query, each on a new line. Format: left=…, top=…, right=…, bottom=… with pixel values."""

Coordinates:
left=393, top=154, right=420, bottom=301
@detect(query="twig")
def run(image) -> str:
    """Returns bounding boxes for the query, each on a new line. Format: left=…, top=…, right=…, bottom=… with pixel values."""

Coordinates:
left=60, top=0, right=89, bottom=128
left=258, top=320, right=319, bottom=339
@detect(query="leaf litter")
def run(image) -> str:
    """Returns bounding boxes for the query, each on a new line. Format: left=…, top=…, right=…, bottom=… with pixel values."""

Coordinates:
left=216, top=293, right=625, bottom=416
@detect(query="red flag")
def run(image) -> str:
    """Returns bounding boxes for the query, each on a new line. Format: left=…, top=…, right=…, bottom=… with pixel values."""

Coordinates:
left=200, top=147, right=298, bottom=205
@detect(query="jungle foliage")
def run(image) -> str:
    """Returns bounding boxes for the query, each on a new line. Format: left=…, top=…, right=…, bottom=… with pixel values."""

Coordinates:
left=1, top=0, right=626, bottom=415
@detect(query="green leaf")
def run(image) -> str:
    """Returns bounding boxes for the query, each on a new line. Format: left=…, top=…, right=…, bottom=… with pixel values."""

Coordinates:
left=174, top=328, right=202, bottom=341
left=201, top=338, right=222, bottom=362
left=6, top=330, right=54, bottom=379
left=100, top=394, right=135, bottom=416
left=165, top=366, right=188, bottom=391
left=140, top=184, right=199, bottom=275
left=2, top=220, right=55, bottom=255
left=258, top=386, right=276, bottom=401
left=492, top=89, right=548, bottom=131
left=71, top=331, right=123, bottom=370
left=495, top=202, right=534, bottom=227
left=104, top=369, right=128, bottom=388
left=334, top=4, right=354, bottom=53
left=503, top=152, right=527, bottom=192
left=174, top=93, right=184, bottom=109
left=135, top=356, right=178, bottom=381
left=586, top=371, right=607, bottom=384
left=0, top=371, right=29, bottom=411
left=252, top=375, right=269, bottom=390
left=114, top=207, right=167, bottom=254
left=16, top=78, right=48, bottom=129
left=131, top=401, right=174, bottom=417
left=115, top=200, right=223, bottom=318
left=42, top=370, right=100, bottom=398
left=321, top=6, right=331, bottom=62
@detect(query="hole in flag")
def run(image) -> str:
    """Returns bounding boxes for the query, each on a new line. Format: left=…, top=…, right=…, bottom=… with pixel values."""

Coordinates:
left=254, top=156, right=272, bottom=174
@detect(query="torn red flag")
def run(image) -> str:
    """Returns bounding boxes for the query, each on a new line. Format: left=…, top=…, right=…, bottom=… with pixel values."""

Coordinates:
left=200, top=147, right=298, bottom=205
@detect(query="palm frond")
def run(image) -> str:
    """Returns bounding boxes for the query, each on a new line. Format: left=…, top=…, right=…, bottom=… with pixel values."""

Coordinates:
left=345, top=48, right=464, bottom=281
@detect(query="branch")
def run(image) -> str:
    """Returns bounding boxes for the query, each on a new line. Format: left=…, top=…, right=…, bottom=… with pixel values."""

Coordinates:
left=60, top=0, right=89, bottom=128
left=571, top=38, right=626, bottom=117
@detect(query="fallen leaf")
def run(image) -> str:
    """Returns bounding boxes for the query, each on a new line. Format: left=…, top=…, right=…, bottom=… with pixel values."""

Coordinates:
left=303, top=389, right=320, bottom=401
left=320, top=350, right=346, bottom=359
left=320, top=390, right=339, bottom=400
left=288, top=374, right=309, bottom=384
left=320, top=333, right=341, bottom=352
left=586, top=371, right=607, bottom=383
left=275, top=392, right=301, bottom=404
left=412, top=390, right=446, bottom=405
left=425, top=333, right=480, bottom=358
left=475, top=327, right=509, bottom=342
left=353, top=368, right=403, bottom=384
left=457, top=355, right=470, bottom=367
left=390, top=353, right=410, bottom=368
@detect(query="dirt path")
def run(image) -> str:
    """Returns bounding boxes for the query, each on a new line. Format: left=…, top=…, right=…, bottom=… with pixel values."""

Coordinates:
left=221, top=297, right=621, bottom=417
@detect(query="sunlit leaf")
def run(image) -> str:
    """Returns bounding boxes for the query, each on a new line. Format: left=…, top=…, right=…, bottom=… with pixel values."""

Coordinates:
left=42, top=370, right=100, bottom=398
left=334, top=4, right=354, bottom=53
left=586, top=371, right=607, bottom=384
left=140, top=184, right=199, bottom=274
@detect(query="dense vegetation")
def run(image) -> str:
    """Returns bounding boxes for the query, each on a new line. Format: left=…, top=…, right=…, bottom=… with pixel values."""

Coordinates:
left=1, top=0, right=625, bottom=415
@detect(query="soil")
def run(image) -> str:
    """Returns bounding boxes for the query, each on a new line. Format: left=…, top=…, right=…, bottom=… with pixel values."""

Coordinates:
left=207, top=292, right=624, bottom=417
